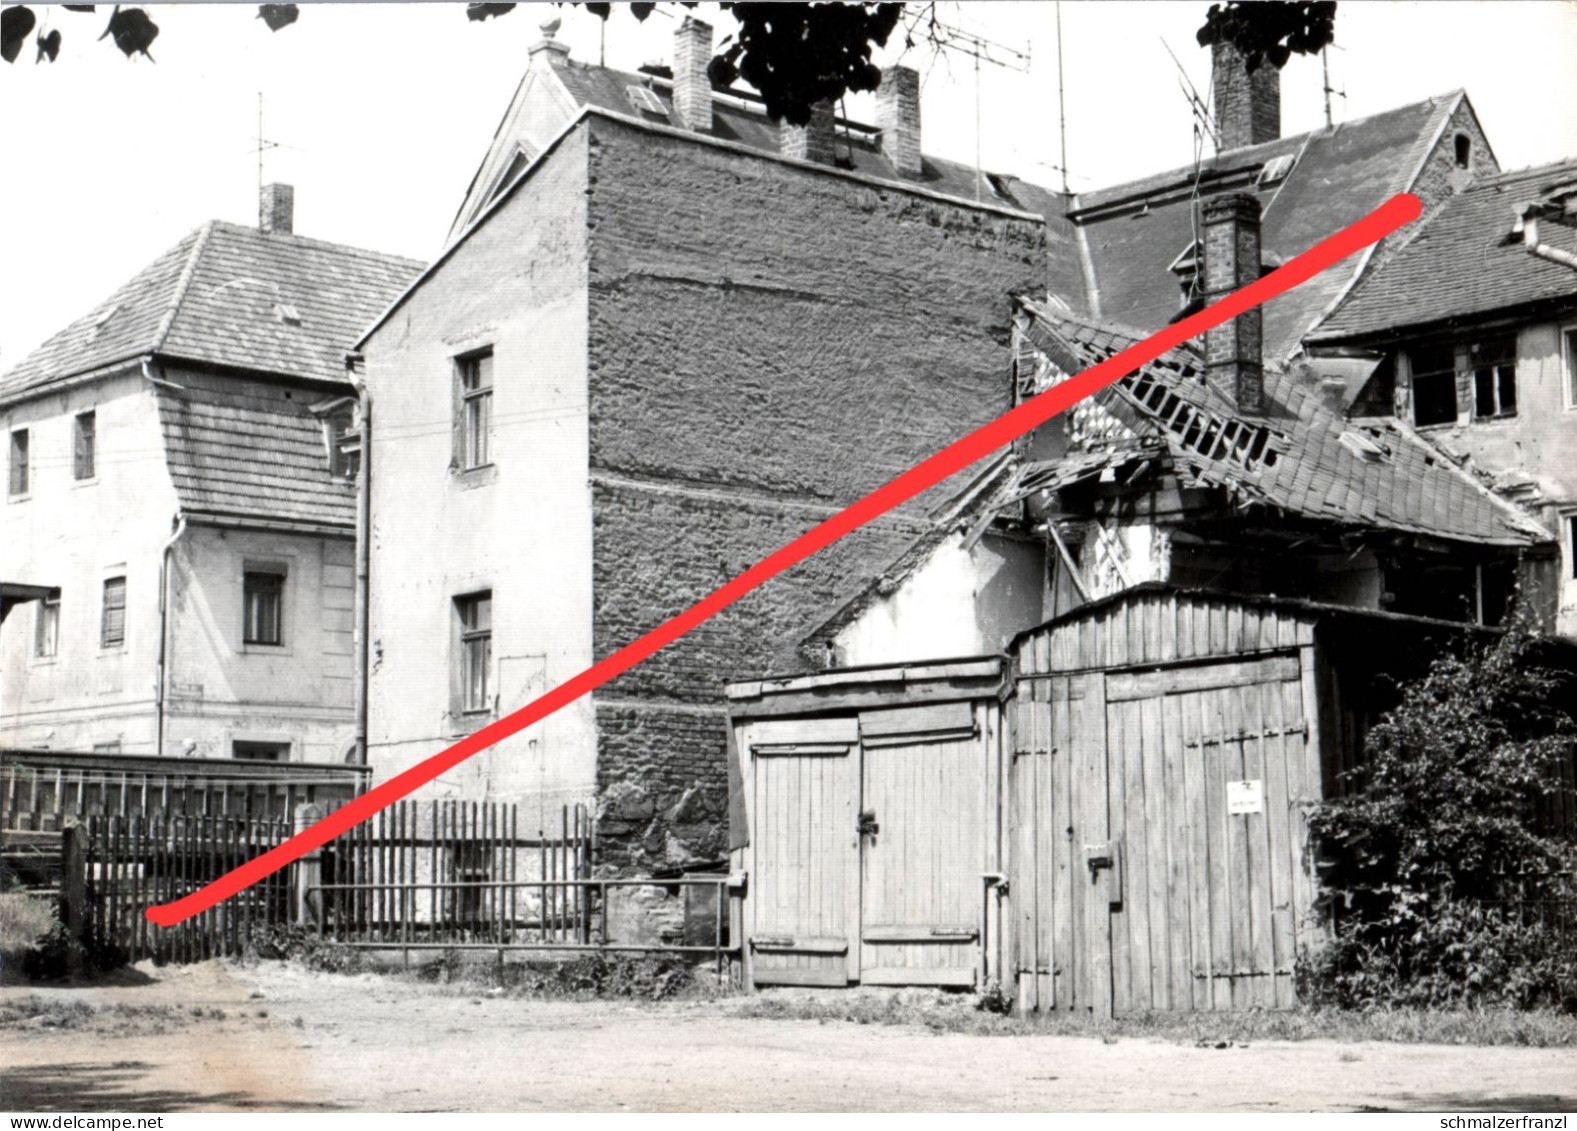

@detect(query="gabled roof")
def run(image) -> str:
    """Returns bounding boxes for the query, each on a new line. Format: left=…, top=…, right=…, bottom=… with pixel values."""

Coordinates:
left=451, top=51, right=1091, bottom=309
left=1312, top=158, right=1577, bottom=341
left=1067, top=93, right=1472, bottom=359
left=1, top=221, right=423, bottom=404
left=154, top=381, right=355, bottom=529
left=993, top=300, right=1548, bottom=547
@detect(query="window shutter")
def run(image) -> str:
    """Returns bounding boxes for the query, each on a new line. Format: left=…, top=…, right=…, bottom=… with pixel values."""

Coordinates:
left=450, top=363, right=463, bottom=471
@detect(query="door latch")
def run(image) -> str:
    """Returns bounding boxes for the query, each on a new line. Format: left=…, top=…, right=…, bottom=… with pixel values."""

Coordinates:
left=857, top=809, right=880, bottom=837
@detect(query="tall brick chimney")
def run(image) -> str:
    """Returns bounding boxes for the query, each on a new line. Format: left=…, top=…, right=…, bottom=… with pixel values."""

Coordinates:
left=1201, top=192, right=1265, bottom=414
left=1211, top=41, right=1280, bottom=150
left=876, top=66, right=921, bottom=178
left=781, top=101, right=837, bottom=165
left=259, top=182, right=294, bottom=235
left=672, top=16, right=713, bottom=133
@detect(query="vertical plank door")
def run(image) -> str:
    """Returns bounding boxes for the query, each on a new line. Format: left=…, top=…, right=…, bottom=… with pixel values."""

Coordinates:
left=857, top=702, right=986, bottom=987
left=746, top=717, right=861, bottom=987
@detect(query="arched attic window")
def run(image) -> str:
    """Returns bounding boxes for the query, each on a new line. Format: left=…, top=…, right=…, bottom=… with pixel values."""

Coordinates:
left=1454, top=133, right=1472, bottom=170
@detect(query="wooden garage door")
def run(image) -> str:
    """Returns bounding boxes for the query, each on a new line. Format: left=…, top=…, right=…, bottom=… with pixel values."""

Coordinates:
left=1104, top=655, right=1311, bottom=1013
left=746, top=718, right=860, bottom=987
left=857, top=703, right=985, bottom=987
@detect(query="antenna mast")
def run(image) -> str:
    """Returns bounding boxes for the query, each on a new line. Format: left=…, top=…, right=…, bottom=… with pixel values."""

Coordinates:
left=918, top=13, right=1031, bottom=202
left=1321, top=46, right=1347, bottom=129
left=255, top=92, right=282, bottom=226
left=1055, top=1, right=1069, bottom=195
left=1161, top=37, right=1218, bottom=149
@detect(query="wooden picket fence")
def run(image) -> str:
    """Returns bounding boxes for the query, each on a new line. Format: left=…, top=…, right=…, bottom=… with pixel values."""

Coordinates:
left=72, top=813, right=295, bottom=963
left=312, top=800, right=595, bottom=947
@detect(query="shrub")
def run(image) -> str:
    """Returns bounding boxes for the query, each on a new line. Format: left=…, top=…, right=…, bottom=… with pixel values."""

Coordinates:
left=1304, top=619, right=1577, bottom=1011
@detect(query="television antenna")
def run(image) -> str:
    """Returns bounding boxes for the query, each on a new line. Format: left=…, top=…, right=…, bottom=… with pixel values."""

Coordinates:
left=916, top=11, right=1031, bottom=201
left=255, top=92, right=283, bottom=225
left=1321, top=45, right=1348, bottom=129
left=1161, top=37, right=1218, bottom=150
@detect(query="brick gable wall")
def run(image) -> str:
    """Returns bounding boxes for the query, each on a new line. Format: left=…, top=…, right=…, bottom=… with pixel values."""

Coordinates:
left=584, top=117, right=1047, bottom=866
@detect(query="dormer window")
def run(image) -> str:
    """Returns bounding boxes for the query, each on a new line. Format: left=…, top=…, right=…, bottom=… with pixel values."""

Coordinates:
left=313, top=396, right=360, bottom=478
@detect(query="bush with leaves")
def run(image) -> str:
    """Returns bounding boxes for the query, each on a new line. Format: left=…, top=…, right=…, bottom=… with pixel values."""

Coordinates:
left=1303, top=619, right=1577, bottom=1011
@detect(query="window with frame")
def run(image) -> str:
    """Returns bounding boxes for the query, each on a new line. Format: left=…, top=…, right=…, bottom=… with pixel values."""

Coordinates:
left=8, top=429, right=28, bottom=495
left=35, top=590, right=59, bottom=658
left=1569, top=515, right=1577, bottom=580
left=456, top=591, right=492, bottom=714
left=101, top=576, right=126, bottom=648
left=1468, top=335, right=1517, bottom=419
left=456, top=351, right=494, bottom=471
left=243, top=570, right=286, bottom=646
left=1408, top=343, right=1458, bottom=427
left=323, top=404, right=360, bottom=479
left=74, top=411, right=96, bottom=479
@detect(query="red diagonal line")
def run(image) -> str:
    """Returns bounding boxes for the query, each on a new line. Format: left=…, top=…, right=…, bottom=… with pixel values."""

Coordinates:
left=145, top=192, right=1421, bottom=927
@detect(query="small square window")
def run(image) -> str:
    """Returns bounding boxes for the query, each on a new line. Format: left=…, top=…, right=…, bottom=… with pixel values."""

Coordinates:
left=101, top=576, right=126, bottom=648
left=456, top=590, right=493, bottom=714
left=244, top=571, right=285, bottom=646
left=74, top=411, right=96, bottom=480
left=8, top=429, right=29, bottom=496
left=456, top=352, right=494, bottom=471
left=35, top=590, right=60, bottom=658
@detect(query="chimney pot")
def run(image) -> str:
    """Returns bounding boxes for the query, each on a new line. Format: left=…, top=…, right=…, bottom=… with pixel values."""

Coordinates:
left=259, top=182, right=294, bottom=236
left=1211, top=41, right=1280, bottom=150
left=876, top=66, right=922, bottom=178
left=672, top=16, right=713, bottom=133
left=781, top=101, right=837, bottom=166
left=1201, top=191, right=1265, bottom=414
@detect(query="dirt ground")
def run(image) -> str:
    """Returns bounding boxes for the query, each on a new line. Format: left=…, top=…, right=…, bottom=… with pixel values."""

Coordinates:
left=2, top=961, right=1574, bottom=1113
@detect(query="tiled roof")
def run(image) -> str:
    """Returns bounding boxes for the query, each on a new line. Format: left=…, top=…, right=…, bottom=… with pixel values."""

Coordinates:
left=1000, top=300, right=1548, bottom=547
left=1, top=222, right=423, bottom=403
left=154, top=382, right=355, bottom=529
left=1067, top=94, right=1464, bottom=359
left=1313, top=159, right=1577, bottom=340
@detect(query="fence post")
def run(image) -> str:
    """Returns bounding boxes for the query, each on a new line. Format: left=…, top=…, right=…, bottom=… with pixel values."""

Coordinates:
left=60, top=820, right=89, bottom=974
left=294, top=802, right=327, bottom=932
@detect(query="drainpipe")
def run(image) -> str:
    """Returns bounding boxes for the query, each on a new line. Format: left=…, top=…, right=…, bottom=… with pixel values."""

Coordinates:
left=155, top=512, right=188, bottom=758
left=1518, top=210, right=1577, bottom=272
left=347, top=352, right=371, bottom=767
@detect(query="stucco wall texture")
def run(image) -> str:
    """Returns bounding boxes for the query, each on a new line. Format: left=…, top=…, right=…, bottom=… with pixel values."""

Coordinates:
left=583, top=118, right=1047, bottom=865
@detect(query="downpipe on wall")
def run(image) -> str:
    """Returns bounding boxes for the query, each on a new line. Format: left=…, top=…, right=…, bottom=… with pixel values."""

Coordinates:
left=154, top=512, right=188, bottom=758
left=348, top=352, right=371, bottom=768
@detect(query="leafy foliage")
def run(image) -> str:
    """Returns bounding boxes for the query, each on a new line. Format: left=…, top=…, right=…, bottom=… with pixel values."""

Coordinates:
left=708, top=3, right=903, bottom=126
left=1196, top=0, right=1337, bottom=72
left=257, top=4, right=300, bottom=33
left=99, top=6, right=159, bottom=60
left=1, top=0, right=906, bottom=127
left=1, top=4, right=35, bottom=64
left=1303, top=621, right=1577, bottom=1011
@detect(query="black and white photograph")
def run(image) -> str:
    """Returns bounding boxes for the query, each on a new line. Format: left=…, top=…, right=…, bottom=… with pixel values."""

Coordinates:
left=2, top=0, right=1576, bottom=1116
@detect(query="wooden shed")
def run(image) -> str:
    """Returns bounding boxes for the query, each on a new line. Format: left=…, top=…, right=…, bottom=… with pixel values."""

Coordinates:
left=727, top=584, right=1528, bottom=1011
left=725, top=658, right=1008, bottom=990
left=1004, top=584, right=1510, bottom=1018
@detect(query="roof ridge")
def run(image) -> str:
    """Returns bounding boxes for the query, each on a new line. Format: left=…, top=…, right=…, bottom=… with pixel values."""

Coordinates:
left=152, top=220, right=214, bottom=355
left=206, top=218, right=425, bottom=268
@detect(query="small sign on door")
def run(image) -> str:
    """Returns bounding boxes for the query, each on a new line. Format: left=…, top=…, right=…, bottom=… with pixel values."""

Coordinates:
left=1227, top=779, right=1264, bottom=815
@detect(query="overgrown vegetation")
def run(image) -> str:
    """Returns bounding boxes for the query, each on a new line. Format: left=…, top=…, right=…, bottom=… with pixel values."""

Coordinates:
left=244, top=923, right=367, bottom=976
left=1304, top=621, right=1577, bottom=1012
